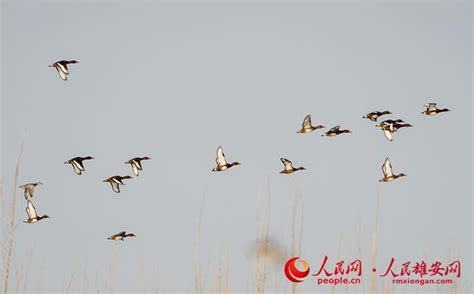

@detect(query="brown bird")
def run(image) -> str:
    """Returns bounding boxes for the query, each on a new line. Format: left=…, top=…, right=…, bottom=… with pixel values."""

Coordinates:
left=23, top=200, right=50, bottom=224
left=379, top=158, right=406, bottom=182
left=103, top=175, right=133, bottom=193
left=322, top=126, right=352, bottom=137
left=280, top=158, right=305, bottom=174
left=107, top=231, right=136, bottom=241
left=212, top=146, right=241, bottom=172
left=64, top=156, right=94, bottom=175
left=422, top=103, right=450, bottom=115
left=297, top=114, right=324, bottom=133
left=19, top=182, right=43, bottom=200
left=125, top=156, right=151, bottom=176
left=49, top=60, right=79, bottom=81
left=363, top=111, right=391, bottom=122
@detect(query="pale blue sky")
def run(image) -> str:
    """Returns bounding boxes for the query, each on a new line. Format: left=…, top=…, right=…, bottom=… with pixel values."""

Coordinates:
left=1, top=1, right=472, bottom=292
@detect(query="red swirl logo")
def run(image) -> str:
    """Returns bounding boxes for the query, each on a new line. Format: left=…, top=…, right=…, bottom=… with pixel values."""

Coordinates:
left=284, top=256, right=310, bottom=283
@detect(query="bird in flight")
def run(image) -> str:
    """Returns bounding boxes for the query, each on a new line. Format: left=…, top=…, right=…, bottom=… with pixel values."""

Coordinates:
left=363, top=110, right=391, bottom=122
left=379, top=157, right=406, bottom=182
left=103, top=175, right=133, bottom=193
left=19, top=182, right=43, bottom=200
left=49, top=60, right=79, bottom=81
left=23, top=200, right=50, bottom=224
left=421, top=103, right=450, bottom=116
left=212, top=146, right=241, bottom=172
left=280, top=158, right=305, bottom=174
left=125, top=156, right=151, bottom=177
left=322, top=126, right=352, bottom=137
left=107, top=231, right=136, bottom=241
left=297, top=114, right=324, bottom=133
left=64, top=156, right=94, bottom=175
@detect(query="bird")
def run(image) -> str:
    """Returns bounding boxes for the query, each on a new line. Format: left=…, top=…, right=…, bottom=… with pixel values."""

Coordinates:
left=376, top=119, right=405, bottom=128
left=49, top=60, right=79, bottom=81
left=422, top=103, right=450, bottom=115
left=64, top=156, right=94, bottom=175
left=18, top=182, right=43, bottom=200
left=297, top=114, right=324, bottom=133
left=280, top=158, right=305, bottom=174
left=23, top=200, right=49, bottom=224
left=125, top=156, right=151, bottom=177
left=363, top=111, right=391, bottom=122
left=322, top=126, right=352, bottom=137
left=212, top=146, right=240, bottom=172
left=378, top=121, right=413, bottom=142
left=103, top=175, right=133, bottom=193
left=107, top=231, right=136, bottom=241
left=379, top=157, right=406, bottom=182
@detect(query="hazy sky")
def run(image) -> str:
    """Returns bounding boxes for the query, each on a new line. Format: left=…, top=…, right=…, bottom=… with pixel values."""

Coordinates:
left=1, top=1, right=472, bottom=292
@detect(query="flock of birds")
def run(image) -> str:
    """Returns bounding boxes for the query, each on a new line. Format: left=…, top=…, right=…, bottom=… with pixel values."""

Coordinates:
left=18, top=59, right=451, bottom=242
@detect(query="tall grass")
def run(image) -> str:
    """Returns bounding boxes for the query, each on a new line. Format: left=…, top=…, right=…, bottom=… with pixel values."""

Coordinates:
left=2, top=139, right=24, bottom=294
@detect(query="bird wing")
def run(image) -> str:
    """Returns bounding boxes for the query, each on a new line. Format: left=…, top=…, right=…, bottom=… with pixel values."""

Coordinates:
left=25, top=186, right=34, bottom=199
left=116, top=231, right=126, bottom=237
left=131, top=163, right=140, bottom=177
left=57, top=61, right=69, bottom=74
left=382, top=158, right=393, bottom=177
left=55, top=66, right=68, bottom=81
left=133, top=159, right=143, bottom=170
left=329, top=126, right=340, bottom=132
left=280, top=158, right=293, bottom=170
left=302, top=115, right=312, bottom=128
left=382, top=128, right=393, bottom=142
left=216, top=146, right=227, bottom=166
left=26, top=200, right=38, bottom=218
left=110, top=181, right=121, bottom=193
left=70, top=162, right=83, bottom=175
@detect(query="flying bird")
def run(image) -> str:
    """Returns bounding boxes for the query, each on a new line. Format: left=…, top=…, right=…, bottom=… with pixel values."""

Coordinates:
left=23, top=200, right=50, bottom=224
left=19, top=182, right=43, bottom=200
left=421, top=103, right=450, bottom=115
left=125, top=156, right=151, bottom=177
left=212, top=146, right=240, bottom=172
left=64, top=156, right=94, bottom=175
left=379, top=157, right=406, bottom=182
left=103, top=175, right=133, bottom=193
left=297, top=114, right=324, bottom=133
left=107, top=231, right=136, bottom=241
left=49, top=60, right=79, bottom=81
left=363, top=111, right=391, bottom=122
left=376, top=120, right=413, bottom=142
left=280, top=158, right=305, bottom=174
left=322, top=126, right=352, bottom=137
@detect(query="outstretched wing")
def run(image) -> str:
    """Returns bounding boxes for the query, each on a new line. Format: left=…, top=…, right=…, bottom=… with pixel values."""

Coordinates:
left=280, top=158, right=293, bottom=170
left=425, top=103, right=437, bottom=111
left=302, top=115, right=312, bottom=128
left=131, top=162, right=140, bottom=177
left=382, top=128, right=393, bottom=142
left=329, top=126, right=340, bottom=132
left=382, top=158, right=393, bottom=177
left=70, top=162, right=82, bottom=175
left=55, top=66, right=68, bottom=81
left=115, top=231, right=126, bottom=237
left=26, top=200, right=38, bottom=219
left=216, top=146, right=227, bottom=166
left=110, top=181, right=121, bottom=193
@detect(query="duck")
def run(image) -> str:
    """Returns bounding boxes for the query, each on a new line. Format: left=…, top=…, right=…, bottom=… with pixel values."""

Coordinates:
left=19, top=182, right=43, bottom=200
left=322, top=126, right=352, bottom=137
left=103, top=175, right=133, bottom=193
left=107, top=231, right=136, bottom=241
left=212, top=146, right=240, bottom=172
left=379, top=157, right=406, bottom=182
left=375, top=119, right=404, bottom=128
left=125, top=156, right=151, bottom=177
left=297, top=114, right=324, bottom=133
left=422, top=103, right=450, bottom=115
left=363, top=111, right=391, bottom=122
left=23, top=200, right=49, bottom=224
left=280, top=158, right=305, bottom=174
left=49, top=60, right=79, bottom=81
left=378, top=121, right=413, bottom=142
left=64, top=156, right=94, bottom=175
